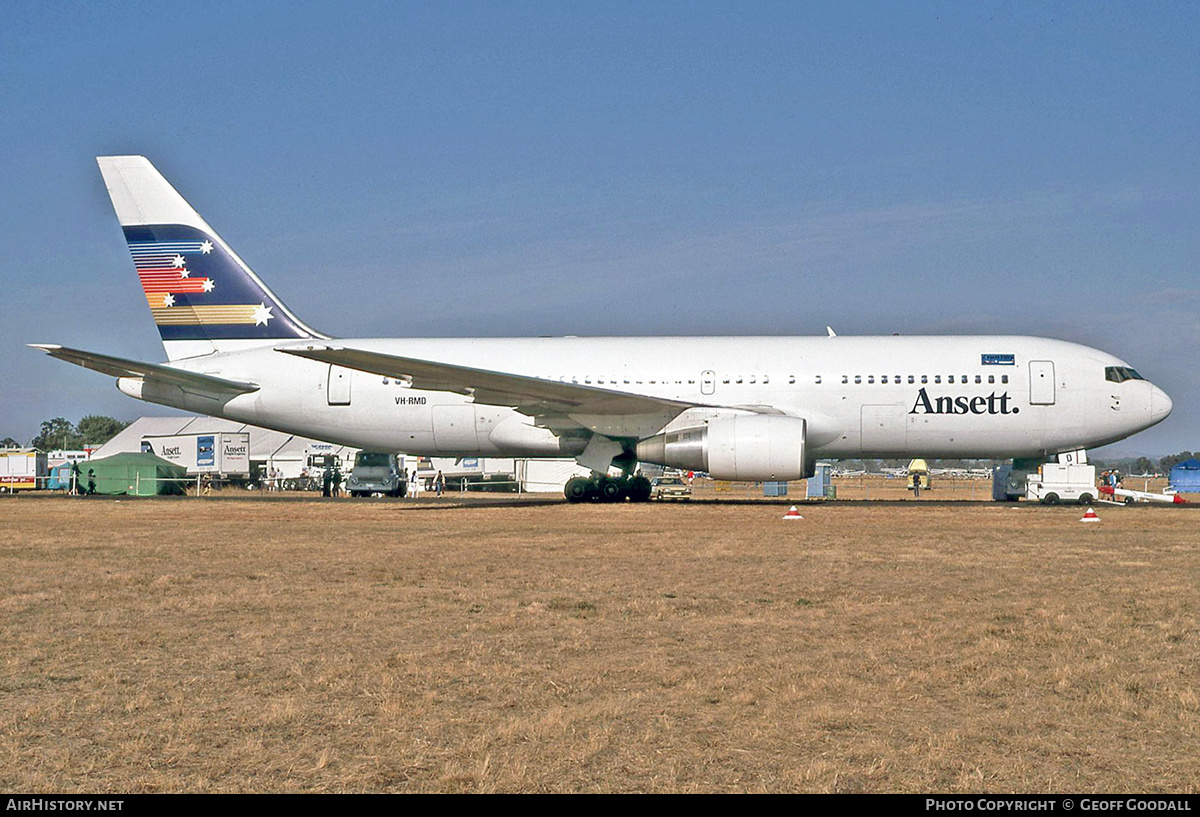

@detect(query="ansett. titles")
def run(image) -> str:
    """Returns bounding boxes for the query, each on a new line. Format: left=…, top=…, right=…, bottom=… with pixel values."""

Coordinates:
left=909, top=388, right=1019, bottom=415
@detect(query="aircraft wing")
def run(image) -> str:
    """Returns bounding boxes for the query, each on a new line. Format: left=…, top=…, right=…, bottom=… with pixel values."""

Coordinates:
left=29, top=344, right=260, bottom=395
left=279, top=345, right=696, bottom=417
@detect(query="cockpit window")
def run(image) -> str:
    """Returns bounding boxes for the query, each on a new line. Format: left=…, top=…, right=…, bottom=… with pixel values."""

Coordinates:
left=1105, top=366, right=1145, bottom=383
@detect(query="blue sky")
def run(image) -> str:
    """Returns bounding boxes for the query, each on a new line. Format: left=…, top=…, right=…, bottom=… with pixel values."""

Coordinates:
left=3, top=1, right=1197, bottom=455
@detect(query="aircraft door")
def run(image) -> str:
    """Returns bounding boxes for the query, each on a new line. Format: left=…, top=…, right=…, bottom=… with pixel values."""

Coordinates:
left=701, top=371, right=715, bottom=396
left=1029, top=361, right=1055, bottom=405
left=327, top=365, right=352, bottom=406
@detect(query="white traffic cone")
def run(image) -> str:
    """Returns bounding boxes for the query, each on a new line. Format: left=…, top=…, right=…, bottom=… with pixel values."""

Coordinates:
left=783, top=505, right=803, bottom=520
left=1079, top=507, right=1100, bottom=522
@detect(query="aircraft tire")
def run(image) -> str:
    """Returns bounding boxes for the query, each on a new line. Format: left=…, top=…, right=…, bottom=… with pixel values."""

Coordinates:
left=625, top=475, right=652, bottom=503
left=598, top=478, right=622, bottom=502
left=565, top=477, right=590, bottom=503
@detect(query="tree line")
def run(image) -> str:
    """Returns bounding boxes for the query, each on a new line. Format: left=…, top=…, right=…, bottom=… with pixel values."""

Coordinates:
left=1, top=416, right=131, bottom=451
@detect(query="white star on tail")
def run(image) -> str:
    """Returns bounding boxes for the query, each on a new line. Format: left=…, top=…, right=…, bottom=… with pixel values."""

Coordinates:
left=200, top=240, right=213, bottom=254
left=252, top=303, right=273, bottom=326
left=201, top=278, right=215, bottom=292
left=162, top=294, right=175, bottom=307
left=172, top=255, right=186, bottom=268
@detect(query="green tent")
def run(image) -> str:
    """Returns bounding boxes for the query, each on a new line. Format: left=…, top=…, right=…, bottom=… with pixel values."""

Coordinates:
left=80, top=452, right=187, bottom=496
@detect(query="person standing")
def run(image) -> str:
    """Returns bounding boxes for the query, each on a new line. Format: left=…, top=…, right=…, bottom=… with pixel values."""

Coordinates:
left=409, top=469, right=420, bottom=499
left=435, top=470, right=445, bottom=497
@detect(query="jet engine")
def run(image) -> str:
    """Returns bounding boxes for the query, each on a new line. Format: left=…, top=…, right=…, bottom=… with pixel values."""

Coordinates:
left=636, top=415, right=810, bottom=481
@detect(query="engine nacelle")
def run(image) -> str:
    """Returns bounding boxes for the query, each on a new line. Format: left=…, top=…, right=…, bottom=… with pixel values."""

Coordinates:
left=636, top=415, right=810, bottom=481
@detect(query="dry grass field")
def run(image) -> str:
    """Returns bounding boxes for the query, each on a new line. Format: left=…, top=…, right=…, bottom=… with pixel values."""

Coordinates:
left=2, top=488, right=1198, bottom=793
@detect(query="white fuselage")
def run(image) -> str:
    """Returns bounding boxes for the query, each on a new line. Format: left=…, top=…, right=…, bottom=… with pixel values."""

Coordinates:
left=123, top=334, right=1171, bottom=461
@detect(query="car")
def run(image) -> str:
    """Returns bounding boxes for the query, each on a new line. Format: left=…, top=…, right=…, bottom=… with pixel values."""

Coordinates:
left=650, top=476, right=691, bottom=501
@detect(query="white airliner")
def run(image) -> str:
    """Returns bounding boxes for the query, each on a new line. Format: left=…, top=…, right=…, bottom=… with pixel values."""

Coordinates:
left=32, top=156, right=1172, bottom=501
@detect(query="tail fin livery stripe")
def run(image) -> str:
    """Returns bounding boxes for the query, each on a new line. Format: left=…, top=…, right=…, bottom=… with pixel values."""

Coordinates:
left=121, top=224, right=316, bottom=341
left=149, top=305, right=274, bottom=325
left=139, top=275, right=214, bottom=295
left=130, top=239, right=215, bottom=296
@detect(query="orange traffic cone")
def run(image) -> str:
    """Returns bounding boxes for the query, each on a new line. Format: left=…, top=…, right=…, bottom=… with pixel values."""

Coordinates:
left=783, top=505, right=803, bottom=520
left=1079, top=507, right=1100, bottom=522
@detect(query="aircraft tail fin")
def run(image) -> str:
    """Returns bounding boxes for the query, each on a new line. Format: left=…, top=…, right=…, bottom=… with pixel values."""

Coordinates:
left=97, top=156, right=325, bottom=361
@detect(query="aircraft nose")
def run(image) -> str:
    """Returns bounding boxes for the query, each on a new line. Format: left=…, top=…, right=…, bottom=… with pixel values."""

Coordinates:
left=1151, top=385, right=1173, bottom=424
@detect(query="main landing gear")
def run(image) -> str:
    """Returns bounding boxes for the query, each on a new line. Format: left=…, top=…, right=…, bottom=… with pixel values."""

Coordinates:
left=564, top=473, right=652, bottom=503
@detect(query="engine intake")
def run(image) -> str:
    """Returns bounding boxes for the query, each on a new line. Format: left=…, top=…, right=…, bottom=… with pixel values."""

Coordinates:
left=636, top=415, right=810, bottom=481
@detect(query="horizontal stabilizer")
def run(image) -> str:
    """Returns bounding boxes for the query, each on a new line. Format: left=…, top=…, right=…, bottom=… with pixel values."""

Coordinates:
left=279, top=345, right=694, bottom=417
left=28, top=344, right=260, bottom=395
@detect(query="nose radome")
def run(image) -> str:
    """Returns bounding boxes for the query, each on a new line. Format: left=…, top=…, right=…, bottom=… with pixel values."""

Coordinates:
left=1151, top=386, right=1173, bottom=423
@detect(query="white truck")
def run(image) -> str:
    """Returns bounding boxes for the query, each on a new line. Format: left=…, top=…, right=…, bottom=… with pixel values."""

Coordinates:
left=1025, top=463, right=1097, bottom=505
left=141, top=432, right=251, bottom=476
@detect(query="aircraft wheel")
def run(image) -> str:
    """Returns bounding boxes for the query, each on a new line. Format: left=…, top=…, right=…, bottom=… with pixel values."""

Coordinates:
left=598, top=478, right=622, bottom=502
left=565, top=477, right=591, bottom=503
left=625, top=475, right=652, bottom=503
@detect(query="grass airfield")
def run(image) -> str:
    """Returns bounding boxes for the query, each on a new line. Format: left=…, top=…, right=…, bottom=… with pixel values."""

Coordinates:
left=2, top=483, right=1197, bottom=793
